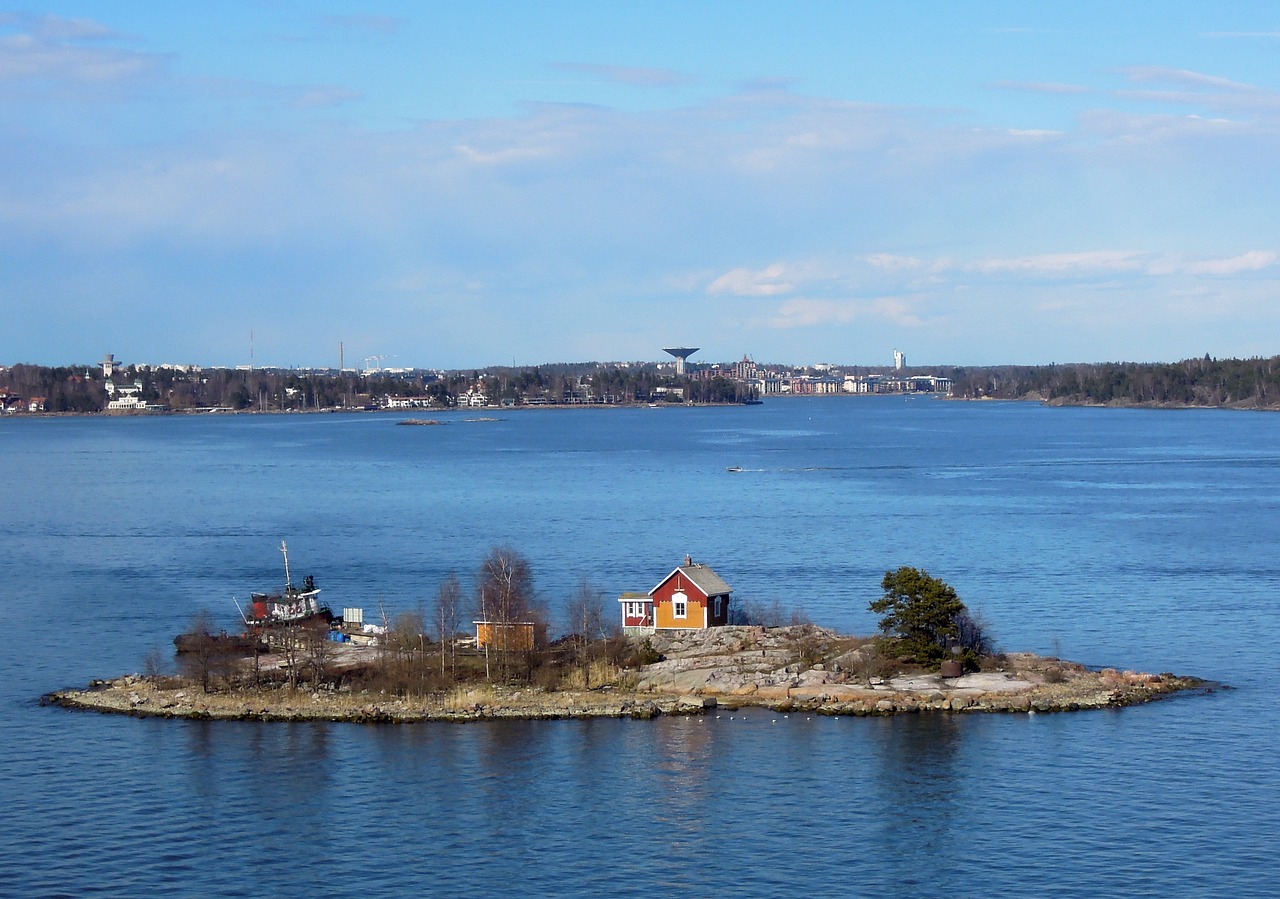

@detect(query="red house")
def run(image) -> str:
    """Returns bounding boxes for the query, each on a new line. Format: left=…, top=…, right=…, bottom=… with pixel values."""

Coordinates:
left=620, top=556, right=733, bottom=632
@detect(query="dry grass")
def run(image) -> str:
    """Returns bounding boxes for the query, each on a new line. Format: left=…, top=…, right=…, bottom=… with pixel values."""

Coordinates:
left=559, top=659, right=624, bottom=691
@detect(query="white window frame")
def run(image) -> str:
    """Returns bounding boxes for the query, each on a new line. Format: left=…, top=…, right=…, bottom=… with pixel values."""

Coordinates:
left=672, top=590, right=687, bottom=619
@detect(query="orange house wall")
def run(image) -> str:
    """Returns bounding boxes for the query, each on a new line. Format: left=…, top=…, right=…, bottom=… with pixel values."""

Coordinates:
left=652, top=574, right=709, bottom=630
left=475, top=621, right=537, bottom=651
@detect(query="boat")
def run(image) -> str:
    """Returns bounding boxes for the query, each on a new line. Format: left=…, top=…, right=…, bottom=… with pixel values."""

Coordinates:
left=243, top=541, right=333, bottom=629
left=726, top=466, right=744, bottom=473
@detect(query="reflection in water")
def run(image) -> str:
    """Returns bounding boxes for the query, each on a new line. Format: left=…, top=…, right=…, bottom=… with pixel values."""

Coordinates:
left=868, top=715, right=964, bottom=857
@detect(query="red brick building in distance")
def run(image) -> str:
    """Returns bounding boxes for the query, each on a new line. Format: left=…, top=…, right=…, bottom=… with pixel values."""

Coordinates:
left=620, top=556, right=733, bottom=632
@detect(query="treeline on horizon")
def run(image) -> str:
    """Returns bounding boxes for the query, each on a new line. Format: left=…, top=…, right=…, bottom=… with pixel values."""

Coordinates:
left=5, top=354, right=1280, bottom=412
left=946, top=354, right=1280, bottom=408
left=0, top=361, right=755, bottom=412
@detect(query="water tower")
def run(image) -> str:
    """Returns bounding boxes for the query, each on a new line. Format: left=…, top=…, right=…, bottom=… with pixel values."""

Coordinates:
left=663, top=346, right=700, bottom=376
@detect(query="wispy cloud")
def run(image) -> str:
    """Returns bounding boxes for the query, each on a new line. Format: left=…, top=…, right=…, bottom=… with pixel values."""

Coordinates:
left=0, top=14, right=157, bottom=83
left=1122, top=66, right=1258, bottom=92
left=707, top=263, right=793, bottom=297
left=321, top=15, right=405, bottom=36
left=27, top=14, right=120, bottom=42
left=865, top=253, right=926, bottom=271
left=969, top=250, right=1147, bottom=275
left=764, top=297, right=923, bottom=329
left=991, top=80, right=1091, bottom=95
left=552, top=62, right=693, bottom=88
left=1180, top=250, right=1277, bottom=275
left=291, top=85, right=363, bottom=109
left=1112, top=66, right=1280, bottom=115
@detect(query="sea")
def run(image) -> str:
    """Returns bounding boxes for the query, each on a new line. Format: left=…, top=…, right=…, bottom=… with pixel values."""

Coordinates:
left=1, top=397, right=1276, bottom=897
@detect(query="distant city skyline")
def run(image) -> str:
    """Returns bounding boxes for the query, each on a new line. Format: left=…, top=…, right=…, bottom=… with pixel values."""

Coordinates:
left=3, top=2, right=1280, bottom=368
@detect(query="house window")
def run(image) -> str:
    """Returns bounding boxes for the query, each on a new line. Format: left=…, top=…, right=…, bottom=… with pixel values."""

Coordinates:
left=673, top=591, right=687, bottom=619
left=713, top=596, right=722, bottom=619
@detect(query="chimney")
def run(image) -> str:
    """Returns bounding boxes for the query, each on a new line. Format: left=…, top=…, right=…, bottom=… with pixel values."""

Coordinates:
left=683, top=554, right=692, bottom=567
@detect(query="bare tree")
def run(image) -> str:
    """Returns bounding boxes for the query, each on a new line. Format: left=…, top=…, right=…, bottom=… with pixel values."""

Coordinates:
left=142, top=645, right=168, bottom=682
left=388, top=610, right=427, bottom=694
left=178, top=610, right=220, bottom=693
left=434, top=573, right=463, bottom=679
left=303, top=619, right=336, bottom=685
left=565, top=578, right=606, bottom=687
left=475, top=546, right=536, bottom=681
left=278, top=622, right=304, bottom=690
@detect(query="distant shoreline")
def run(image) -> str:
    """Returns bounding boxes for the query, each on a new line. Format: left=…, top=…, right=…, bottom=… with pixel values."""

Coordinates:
left=9, top=390, right=1280, bottom=419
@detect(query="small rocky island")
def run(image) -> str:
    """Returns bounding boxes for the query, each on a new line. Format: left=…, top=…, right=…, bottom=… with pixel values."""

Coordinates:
left=45, top=561, right=1209, bottom=723
left=46, top=625, right=1205, bottom=723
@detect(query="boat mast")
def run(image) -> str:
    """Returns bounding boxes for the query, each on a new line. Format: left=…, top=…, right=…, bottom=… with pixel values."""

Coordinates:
left=280, top=540, right=292, bottom=590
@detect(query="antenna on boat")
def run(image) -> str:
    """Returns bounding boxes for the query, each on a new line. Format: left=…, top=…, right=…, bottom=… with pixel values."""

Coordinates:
left=232, top=596, right=249, bottom=626
left=280, top=540, right=292, bottom=590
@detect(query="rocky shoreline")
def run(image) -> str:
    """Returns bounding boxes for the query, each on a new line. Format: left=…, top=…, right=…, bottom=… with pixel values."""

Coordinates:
left=44, top=626, right=1212, bottom=724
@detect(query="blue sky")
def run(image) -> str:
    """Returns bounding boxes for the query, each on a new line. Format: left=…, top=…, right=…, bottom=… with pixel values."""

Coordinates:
left=4, top=2, right=1280, bottom=368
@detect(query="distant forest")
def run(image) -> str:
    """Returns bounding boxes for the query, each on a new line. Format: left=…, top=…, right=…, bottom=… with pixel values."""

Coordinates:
left=947, top=355, right=1280, bottom=409
left=0, top=361, right=754, bottom=413
left=5, top=355, right=1280, bottom=413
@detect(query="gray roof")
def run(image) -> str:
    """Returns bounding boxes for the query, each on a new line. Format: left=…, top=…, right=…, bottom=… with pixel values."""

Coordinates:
left=651, top=563, right=732, bottom=598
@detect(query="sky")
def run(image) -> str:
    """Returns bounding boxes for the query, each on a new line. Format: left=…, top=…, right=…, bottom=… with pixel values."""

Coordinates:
left=3, top=2, right=1280, bottom=369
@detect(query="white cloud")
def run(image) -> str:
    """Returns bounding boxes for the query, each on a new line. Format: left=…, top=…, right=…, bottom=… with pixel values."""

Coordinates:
left=707, top=263, right=794, bottom=297
left=970, top=250, right=1146, bottom=275
left=865, top=253, right=925, bottom=271
left=1111, top=67, right=1280, bottom=115
left=1181, top=250, right=1277, bottom=275
left=764, top=297, right=923, bottom=329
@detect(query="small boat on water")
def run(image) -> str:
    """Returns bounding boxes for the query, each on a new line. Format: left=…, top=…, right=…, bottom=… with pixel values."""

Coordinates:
left=726, top=466, right=744, bottom=473
left=174, top=542, right=331, bottom=654
left=243, top=541, right=333, bottom=628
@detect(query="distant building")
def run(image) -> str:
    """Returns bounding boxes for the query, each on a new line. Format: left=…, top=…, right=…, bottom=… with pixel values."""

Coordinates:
left=456, top=380, right=489, bottom=407
left=893, top=349, right=906, bottom=370
left=663, top=346, right=699, bottom=377
left=0, top=392, right=23, bottom=413
left=621, top=556, right=733, bottom=632
left=105, top=379, right=164, bottom=412
left=382, top=395, right=433, bottom=410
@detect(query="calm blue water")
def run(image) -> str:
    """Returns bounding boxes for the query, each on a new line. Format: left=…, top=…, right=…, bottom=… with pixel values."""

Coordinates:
left=1, top=398, right=1276, bottom=897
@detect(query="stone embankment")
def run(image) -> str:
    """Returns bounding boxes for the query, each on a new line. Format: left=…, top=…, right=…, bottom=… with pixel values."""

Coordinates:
left=45, top=625, right=1208, bottom=724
